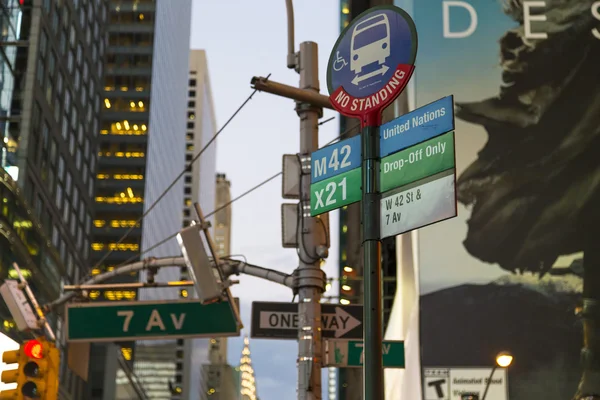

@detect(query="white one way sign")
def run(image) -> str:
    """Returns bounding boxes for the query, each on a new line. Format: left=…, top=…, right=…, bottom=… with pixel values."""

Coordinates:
left=251, top=301, right=363, bottom=340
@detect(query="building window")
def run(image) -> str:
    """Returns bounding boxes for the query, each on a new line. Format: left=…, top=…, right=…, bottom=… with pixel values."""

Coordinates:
left=187, top=122, right=194, bottom=129
left=65, top=172, right=72, bottom=196
left=36, top=58, right=45, bottom=86
left=188, top=90, right=195, bottom=98
left=67, top=51, right=74, bottom=73
left=189, top=79, right=196, bottom=87
left=39, top=29, right=48, bottom=58
left=48, top=51, right=56, bottom=79
left=60, top=30, right=67, bottom=56
left=188, top=101, right=195, bottom=108
left=58, top=157, right=65, bottom=182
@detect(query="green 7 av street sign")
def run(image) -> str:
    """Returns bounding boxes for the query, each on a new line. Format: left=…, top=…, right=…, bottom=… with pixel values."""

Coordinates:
left=65, top=299, right=240, bottom=342
left=324, top=339, right=405, bottom=368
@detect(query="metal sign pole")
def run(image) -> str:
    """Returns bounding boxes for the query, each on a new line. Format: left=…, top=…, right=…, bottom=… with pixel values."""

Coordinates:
left=324, top=5, right=419, bottom=399
left=361, top=123, right=383, bottom=400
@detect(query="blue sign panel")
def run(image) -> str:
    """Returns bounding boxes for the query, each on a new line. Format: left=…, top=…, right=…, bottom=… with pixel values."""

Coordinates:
left=327, top=5, right=418, bottom=119
left=311, top=135, right=361, bottom=184
left=379, top=95, right=455, bottom=158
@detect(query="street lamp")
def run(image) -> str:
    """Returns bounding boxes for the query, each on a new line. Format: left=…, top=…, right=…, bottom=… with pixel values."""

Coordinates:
left=481, top=351, right=513, bottom=400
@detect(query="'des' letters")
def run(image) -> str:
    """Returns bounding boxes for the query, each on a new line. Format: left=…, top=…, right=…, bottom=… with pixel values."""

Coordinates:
left=443, top=1, right=600, bottom=40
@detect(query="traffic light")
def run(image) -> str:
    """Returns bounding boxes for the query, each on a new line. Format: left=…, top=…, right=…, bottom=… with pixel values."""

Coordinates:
left=21, top=338, right=59, bottom=400
left=0, top=346, right=25, bottom=400
left=0, top=338, right=60, bottom=400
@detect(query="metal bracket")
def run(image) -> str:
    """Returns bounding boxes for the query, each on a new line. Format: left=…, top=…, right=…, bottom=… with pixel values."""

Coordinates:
left=295, top=101, right=323, bottom=119
left=191, top=220, right=212, bottom=230
left=291, top=267, right=327, bottom=295
left=146, top=266, right=159, bottom=284
left=222, top=279, right=240, bottom=289
left=297, top=153, right=311, bottom=176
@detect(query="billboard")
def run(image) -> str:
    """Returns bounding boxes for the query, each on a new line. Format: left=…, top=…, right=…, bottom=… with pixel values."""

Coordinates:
left=398, top=1, right=600, bottom=399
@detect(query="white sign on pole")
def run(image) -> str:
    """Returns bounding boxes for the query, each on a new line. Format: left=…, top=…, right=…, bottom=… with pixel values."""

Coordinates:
left=423, top=367, right=508, bottom=400
left=0, top=280, right=38, bottom=331
left=380, top=172, right=456, bottom=239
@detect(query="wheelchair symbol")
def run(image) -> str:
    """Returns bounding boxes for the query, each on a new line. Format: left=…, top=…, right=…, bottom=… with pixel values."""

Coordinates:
left=333, top=51, right=348, bottom=72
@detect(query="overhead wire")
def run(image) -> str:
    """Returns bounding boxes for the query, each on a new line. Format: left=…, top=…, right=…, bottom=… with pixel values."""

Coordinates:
left=93, top=110, right=362, bottom=274
left=90, top=75, right=270, bottom=271
left=113, top=172, right=281, bottom=268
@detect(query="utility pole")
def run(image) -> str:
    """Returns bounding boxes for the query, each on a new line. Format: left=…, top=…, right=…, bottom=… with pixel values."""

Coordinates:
left=286, top=1, right=326, bottom=399
left=295, top=40, right=324, bottom=400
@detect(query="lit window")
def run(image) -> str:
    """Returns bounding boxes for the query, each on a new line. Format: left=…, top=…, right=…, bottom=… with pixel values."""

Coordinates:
left=121, top=347, right=132, bottom=360
left=105, top=290, right=137, bottom=301
left=107, top=121, right=147, bottom=136
left=95, top=196, right=143, bottom=204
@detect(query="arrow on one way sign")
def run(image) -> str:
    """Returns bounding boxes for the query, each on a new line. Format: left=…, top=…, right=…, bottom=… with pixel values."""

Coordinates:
left=251, top=301, right=364, bottom=340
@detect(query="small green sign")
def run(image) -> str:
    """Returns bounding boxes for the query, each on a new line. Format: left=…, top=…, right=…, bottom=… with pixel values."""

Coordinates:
left=325, top=339, right=405, bottom=368
left=66, top=300, right=240, bottom=342
left=310, top=167, right=361, bottom=216
left=380, top=131, right=455, bottom=193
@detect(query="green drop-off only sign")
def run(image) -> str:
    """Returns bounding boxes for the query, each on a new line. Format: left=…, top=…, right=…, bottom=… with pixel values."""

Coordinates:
left=65, top=300, right=240, bottom=342
left=380, top=131, right=455, bottom=193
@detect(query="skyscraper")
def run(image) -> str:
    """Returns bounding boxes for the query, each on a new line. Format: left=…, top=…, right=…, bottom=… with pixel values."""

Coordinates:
left=178, top=49, right=219, bottom=400
left=214, top=173, right=232, bottom=258
left=239, top=337, right=258, bottom=400
left=90, top=1, right=193, bottom=398
left=202, top=172, right=236, bottom=400
left=123, top=48, right=217, bottom=400
left=208, top=172, right=232, bottom=378
left=0, top=0, right=108, bottom=398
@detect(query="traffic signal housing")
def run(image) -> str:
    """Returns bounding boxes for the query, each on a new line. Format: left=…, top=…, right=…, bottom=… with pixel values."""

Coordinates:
left=0, top=338, right=60, bottom=400
left=0, top=346, right=25, bottom=400
left=21, top=338, right=59, bottom=400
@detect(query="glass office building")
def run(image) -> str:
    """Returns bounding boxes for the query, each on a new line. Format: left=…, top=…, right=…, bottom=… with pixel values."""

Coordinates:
left=130, top=48, right=215, bottom=400
left=89, top=0, right=194, bottom=398
left=0, top=0, right=108, bottom=398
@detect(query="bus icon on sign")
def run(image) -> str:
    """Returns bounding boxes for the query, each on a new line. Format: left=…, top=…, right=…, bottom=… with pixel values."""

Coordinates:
left=350, top=13, right=390, bottom=74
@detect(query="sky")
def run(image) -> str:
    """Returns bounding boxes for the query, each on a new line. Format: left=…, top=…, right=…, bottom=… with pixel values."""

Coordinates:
left=190, top=1, right=341, bottom=398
